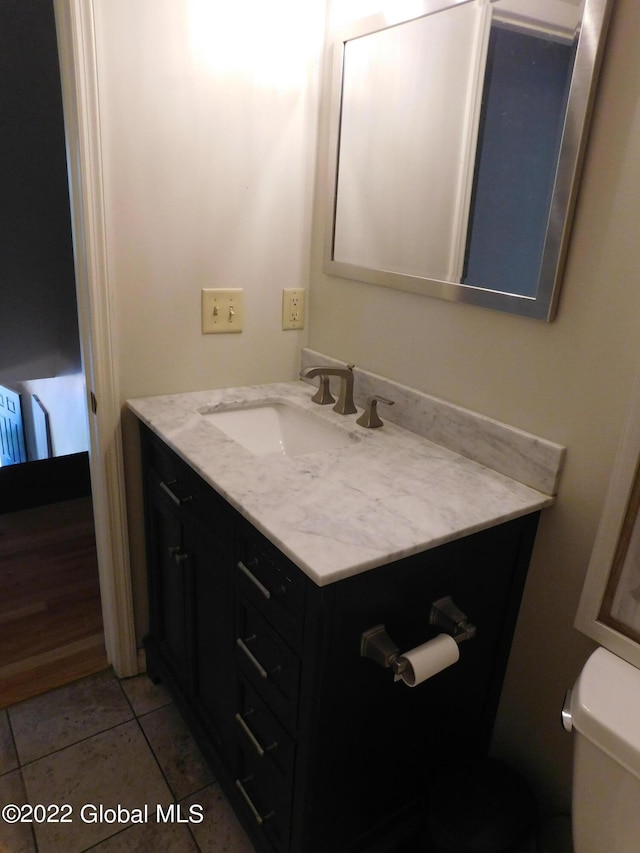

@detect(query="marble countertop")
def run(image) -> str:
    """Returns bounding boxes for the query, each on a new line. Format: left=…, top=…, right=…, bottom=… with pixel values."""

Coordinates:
left=128, top=381, right=555, bottom=586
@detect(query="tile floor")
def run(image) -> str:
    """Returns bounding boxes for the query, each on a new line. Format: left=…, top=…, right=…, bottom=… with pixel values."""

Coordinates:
left=0, top=669, right=256, bottom=852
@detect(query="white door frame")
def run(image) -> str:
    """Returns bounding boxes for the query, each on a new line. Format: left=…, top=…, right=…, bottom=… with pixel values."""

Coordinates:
left=54, top=0, right=138, bottom=677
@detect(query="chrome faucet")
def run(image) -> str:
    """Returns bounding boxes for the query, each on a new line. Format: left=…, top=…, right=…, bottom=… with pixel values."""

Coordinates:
left=301, top=364, right=357, bottom=415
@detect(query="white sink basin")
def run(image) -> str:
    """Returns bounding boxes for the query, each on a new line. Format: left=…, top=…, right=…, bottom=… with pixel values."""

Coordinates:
left=200, top=401, right=359, bottom=457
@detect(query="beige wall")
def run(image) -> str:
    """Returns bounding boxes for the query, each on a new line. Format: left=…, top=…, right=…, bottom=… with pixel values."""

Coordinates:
left=310, top=0, right=640, bottom=812
left=93, top=0, right=323, bottom=401
left=91, top=0, right=640, bottom=816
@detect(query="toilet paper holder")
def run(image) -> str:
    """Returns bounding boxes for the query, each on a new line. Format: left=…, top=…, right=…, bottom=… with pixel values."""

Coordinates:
left=360, top=596, right=476, bottom=676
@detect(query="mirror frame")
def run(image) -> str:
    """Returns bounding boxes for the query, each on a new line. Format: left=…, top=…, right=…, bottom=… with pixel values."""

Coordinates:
left=576, top=370, right=640, bottom=671
left=323, top=0, right=614, bottom=321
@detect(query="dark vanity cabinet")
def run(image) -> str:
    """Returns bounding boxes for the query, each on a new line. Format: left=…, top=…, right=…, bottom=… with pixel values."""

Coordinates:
left=142, top=427, right=237, bottom=766
left=140, top=424, right=540, bottom=853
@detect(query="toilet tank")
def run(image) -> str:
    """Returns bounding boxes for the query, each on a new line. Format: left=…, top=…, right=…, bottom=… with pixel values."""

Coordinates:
left=570, top=647, right=640, bottom=853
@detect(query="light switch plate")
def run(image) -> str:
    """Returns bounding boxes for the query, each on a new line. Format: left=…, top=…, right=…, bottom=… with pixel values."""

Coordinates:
left=282, top=288, right=305, bottom=330
left=202, top=289, right=244, bottom=334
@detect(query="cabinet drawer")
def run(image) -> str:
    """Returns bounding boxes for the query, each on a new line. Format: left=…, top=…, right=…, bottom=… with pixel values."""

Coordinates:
left=234, top=765, right=290, bottom=853
left=237, top=528, right=305, bottom=652
left=235, top=601, right=300, bottom=733
left=235, top=678, right=295, bottom=791
left=144, top=430, right=191, bottom=491
left=144, top=428, right=228, bottom=527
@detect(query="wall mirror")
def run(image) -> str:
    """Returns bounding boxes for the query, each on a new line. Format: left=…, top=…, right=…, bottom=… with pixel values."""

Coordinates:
left=323, top=0, right=614, bottom=320
left=576, top=374, right=640, bottom=670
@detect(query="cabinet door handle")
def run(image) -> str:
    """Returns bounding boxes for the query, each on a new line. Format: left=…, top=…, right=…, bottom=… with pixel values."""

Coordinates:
left=159, top=480, right=193, bottom=506
left=236, top=637, right=268, bottom=679
left=234, top=712, right=277, bottom=757
left=237, top=560, right=271, bottom=599
left=168, top=545, right=188, bottom=566
left=235, top=777, right=274, bottom=826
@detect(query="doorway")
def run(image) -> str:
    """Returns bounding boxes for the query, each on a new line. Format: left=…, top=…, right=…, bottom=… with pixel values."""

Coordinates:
left=0, top=0, right=105, bottom=702
left=0, top=0, right=89, bottom=481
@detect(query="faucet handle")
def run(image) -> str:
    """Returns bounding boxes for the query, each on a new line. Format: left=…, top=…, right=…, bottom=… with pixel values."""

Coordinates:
left=356, top=395, right=394, bottom=429
left=311, top=375, right=335, bottom=406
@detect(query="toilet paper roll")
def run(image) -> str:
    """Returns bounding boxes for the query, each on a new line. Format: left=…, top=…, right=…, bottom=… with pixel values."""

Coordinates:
left=396, top=633, right=460, bottom=687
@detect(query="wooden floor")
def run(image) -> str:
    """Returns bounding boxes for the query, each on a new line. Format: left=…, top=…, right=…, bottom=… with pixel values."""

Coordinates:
left=0, top=497, right=108, bottom=708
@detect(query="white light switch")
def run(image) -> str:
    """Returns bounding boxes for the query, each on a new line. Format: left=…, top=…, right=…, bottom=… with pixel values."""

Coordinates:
left=282, top=288, right=305, bottom=330
left=202, top=289, right=244, bottom=334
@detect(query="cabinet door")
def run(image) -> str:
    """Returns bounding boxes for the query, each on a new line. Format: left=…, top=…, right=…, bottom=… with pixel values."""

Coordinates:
left=141, top=426, right=239, bottom=791
left=189, top=498, right=236, bottom=765
left=145, top=473, right=193, bottom=692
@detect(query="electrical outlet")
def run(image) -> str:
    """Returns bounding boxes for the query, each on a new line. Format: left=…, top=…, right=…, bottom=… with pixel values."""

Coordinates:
left=202, top=289, right=244, bottom=334
left=282, top=288, right=305, bottom=330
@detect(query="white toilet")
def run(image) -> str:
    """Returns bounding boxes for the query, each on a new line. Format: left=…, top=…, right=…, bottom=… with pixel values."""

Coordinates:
left=567, top=646, right=640, bottom=852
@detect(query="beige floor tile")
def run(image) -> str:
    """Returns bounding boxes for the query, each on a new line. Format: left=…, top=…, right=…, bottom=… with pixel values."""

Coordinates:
left=139, top=704, right=214, bottom=801
left=9, top=669, right=132, bottom=764
left=184, top=784, right=256, bottom=853
left=0, top=707, right=18, bottom=774
left=22, top=720, right=173, bottom=853
left=119, top=673, right=171, bottom=717
left=0, top=769, right=36, bottom=852
left=84, top=816, right=198, bottom=851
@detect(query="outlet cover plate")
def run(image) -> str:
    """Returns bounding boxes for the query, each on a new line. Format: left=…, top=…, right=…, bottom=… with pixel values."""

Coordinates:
left=282, top=288, right=305, bottom=330
left=202, top=289, right=244, bottom=334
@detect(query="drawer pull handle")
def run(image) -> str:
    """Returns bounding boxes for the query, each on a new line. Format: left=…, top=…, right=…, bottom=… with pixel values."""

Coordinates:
left=236, top=637, right=268, bottom=679
left=237, top=560, right=271, bottom=600
left=235, top=777, right=274, bottom=826
left=159, top=480, right=192, bottom=506
left=234, top=712, right=277, bottom=757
